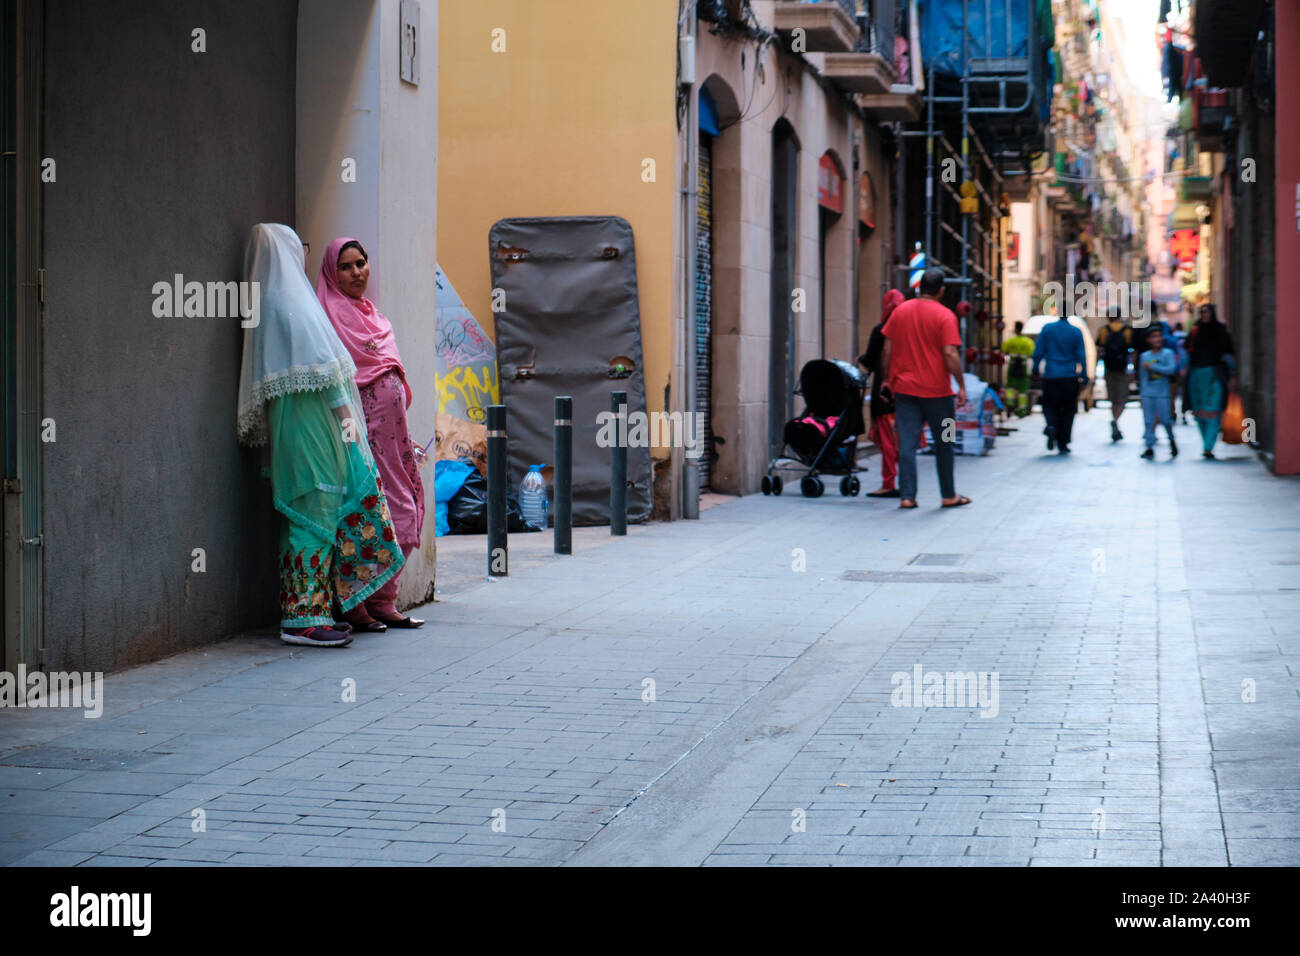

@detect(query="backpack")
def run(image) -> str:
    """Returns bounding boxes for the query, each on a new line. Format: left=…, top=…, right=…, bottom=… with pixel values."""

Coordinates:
left=1100, top=324, right=1130, bottom=370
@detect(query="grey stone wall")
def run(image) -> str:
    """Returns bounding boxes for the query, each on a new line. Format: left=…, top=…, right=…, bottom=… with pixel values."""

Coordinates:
left=41, top=0, right=298, bottom=670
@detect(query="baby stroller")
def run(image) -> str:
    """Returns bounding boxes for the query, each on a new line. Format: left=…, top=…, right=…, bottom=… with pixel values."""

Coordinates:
left=761, top=358, right=868, bottom=498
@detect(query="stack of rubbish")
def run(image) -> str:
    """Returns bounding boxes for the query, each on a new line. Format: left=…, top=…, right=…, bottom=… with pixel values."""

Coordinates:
left=430, top=263, right=511, bottom=536
left=923, top=373, right=1003, bottom=456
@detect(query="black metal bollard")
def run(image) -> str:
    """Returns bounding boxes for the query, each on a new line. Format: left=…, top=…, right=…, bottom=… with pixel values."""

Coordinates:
left=610, top=390, right=627, bottom=536
left=486, top=404, right=508, bottom=576
left=554, top=396, right=573, bottom=555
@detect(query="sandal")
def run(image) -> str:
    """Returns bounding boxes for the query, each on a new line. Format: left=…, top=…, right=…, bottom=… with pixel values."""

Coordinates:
left=899, top=499, right=918, bottom=509
left=941, top=495, right=973, bottom=508
left=340, top=613, right=387, bottom=633
left=372, top=614, right=424, bottom=629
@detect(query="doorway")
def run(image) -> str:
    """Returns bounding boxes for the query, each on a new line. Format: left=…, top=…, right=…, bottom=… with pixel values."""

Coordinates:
left=769, top=119, right=799, bottom=459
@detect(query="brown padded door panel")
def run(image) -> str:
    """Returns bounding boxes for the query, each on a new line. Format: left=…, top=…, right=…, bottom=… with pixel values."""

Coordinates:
left=488, top=216, right=651, bottom=524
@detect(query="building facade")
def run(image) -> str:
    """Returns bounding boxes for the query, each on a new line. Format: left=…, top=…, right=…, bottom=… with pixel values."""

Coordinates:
left=438, top=0, right=906, bottom=512
left=1184, top=0, right=1296, bottom=474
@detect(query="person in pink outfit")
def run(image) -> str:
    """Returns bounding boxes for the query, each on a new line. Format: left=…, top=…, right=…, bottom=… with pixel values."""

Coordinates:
left=316, top=237, right=426, bottom=629
left=858, top=289, right=906, bottom=497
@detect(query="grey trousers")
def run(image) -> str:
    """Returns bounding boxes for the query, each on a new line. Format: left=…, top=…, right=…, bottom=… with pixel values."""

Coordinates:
left=894, top=392, right=957, bottom=501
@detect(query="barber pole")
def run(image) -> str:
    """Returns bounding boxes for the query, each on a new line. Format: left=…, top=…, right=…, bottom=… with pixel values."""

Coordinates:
left=908, top=244, right=926, bottom=292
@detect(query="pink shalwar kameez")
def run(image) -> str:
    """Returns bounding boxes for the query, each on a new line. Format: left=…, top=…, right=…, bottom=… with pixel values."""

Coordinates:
left=317, top=238, right=426, bottom=618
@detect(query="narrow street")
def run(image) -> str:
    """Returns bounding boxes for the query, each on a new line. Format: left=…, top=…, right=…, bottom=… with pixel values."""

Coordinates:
left=2, top=408, right=1295, bottom=867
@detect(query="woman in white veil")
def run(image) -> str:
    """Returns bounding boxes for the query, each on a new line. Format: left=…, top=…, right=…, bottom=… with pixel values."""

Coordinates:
left=237, top=223, right=405, bottom=646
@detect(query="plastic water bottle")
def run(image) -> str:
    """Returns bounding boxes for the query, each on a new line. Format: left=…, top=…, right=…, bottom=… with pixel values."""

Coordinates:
left=519, top=464, right=548, bottom=531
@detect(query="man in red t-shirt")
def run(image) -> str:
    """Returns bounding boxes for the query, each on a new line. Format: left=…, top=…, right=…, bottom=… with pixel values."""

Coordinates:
left=880, top=267, right=972, bottom=509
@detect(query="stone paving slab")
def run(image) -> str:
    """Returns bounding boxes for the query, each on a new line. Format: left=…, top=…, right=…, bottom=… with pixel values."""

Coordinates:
left=1, top=409, right=1297, bottom=866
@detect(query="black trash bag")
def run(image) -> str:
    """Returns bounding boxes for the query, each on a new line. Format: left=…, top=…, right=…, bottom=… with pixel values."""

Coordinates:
left=446, top=469, right=534, bottom=533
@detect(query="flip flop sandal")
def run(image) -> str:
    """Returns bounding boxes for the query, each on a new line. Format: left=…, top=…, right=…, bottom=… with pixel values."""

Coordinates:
left=899, top=499, right=918, bottom=509
left=941, top=495, right=973, bottom=508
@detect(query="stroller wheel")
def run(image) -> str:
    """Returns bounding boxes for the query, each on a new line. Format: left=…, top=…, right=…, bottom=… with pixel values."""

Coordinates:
left=761, top=475, right=772, bottom=496
left=800, top=475, right=824, bottom=498
left=841, top=476, right=860, bottom=497
left=771, top=475, right=784, bottom=496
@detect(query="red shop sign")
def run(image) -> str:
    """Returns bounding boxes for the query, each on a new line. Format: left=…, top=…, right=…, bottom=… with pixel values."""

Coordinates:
left=818, top=153, right=845, bottom=214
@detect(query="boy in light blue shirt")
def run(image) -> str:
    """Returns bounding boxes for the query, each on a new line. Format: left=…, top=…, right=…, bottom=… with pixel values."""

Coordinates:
left=1138, top=326, right=1179, bottom=460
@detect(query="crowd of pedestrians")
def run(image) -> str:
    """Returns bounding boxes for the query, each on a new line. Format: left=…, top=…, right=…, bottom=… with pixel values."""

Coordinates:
left=1090, top=304, right=1237, bottom=460
left=855, top=288, right=1239, bottom=498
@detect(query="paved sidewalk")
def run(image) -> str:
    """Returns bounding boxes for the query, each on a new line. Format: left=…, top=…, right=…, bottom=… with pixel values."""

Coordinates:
left=2, top=407, right=1297, bottom=866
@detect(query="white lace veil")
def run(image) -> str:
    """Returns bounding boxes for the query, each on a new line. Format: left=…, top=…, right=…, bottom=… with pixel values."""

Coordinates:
left=236, top=223, right=357, bottom=445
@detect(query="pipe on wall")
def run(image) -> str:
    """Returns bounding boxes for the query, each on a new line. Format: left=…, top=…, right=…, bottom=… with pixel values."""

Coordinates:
left=681, top=2, right=700, bottom=518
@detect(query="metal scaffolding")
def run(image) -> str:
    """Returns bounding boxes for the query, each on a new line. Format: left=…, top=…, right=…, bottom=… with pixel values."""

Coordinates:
left=898, top=0, right=1050, bottom=389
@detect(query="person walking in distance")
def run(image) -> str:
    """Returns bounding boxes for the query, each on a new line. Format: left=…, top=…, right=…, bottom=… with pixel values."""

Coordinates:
left=1002, top=321, right=1036, bottom=418
left=880, top=267, right=971, bottom=510
left=1171, top=320, right=1191, bottom=423
left=1185, top=303, right=1237, bottom=459
left=1032, top=313, right=1087, bottom=454
left=858, top=289, right=906, bottom=497
left=1096, top=307, right=1132, bottom=441
left=1137, top=325, right=1179, bottom=460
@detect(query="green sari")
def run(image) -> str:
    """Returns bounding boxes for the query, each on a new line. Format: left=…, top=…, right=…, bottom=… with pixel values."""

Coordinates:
left=270, top=383, right=405, bottom=628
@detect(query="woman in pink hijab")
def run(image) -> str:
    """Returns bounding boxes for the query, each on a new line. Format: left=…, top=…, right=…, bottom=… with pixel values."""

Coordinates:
left=317, top=237, right=426, bottom=629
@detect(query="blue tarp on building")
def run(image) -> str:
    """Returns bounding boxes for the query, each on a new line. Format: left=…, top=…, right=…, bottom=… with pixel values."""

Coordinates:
left=919, top=0, right=1031, bottom=77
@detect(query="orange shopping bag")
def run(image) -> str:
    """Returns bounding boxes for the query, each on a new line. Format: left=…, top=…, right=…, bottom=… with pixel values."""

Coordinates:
left=1220, top=390, right=1246, bottom=444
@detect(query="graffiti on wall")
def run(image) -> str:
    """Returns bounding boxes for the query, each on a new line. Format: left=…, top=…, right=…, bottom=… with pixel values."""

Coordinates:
left=435, top=264, right=499, bottom=422
left=436, top=363, right=498, bottom=425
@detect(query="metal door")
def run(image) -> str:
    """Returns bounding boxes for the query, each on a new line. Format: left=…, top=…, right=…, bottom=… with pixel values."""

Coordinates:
left=695, top=134, right=714, bottom=489
left=769, top=120, right=799, bottom=458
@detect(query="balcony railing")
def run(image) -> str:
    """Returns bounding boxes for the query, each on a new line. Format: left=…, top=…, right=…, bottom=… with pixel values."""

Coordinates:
left=823, top=0, right=896, bottom=59
left=807, top=1, right=900, bottom=94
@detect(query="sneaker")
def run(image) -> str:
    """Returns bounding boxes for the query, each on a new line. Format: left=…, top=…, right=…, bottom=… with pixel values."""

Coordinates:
left=1140, top=448, right=1154, bottom=460
left=1169, top=436, right=1178, bottom=457
left=280, top=626, right=353, bottom=648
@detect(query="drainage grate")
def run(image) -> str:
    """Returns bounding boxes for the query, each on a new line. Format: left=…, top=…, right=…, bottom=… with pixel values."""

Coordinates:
left=841, top=570, right=999, bottom=583
left=908, top=553, right=967, bottom=567
left=0, top=747, right=163, bottom=771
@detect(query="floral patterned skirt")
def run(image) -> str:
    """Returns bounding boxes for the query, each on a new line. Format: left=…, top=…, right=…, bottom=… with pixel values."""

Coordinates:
left=279, top=484, right=405, bottom=628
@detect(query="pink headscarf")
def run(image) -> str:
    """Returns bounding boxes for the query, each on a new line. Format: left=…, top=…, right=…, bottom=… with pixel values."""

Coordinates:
left=316, top=237, right=410, bottom=405
left=881, top=289, right=905, bottom=325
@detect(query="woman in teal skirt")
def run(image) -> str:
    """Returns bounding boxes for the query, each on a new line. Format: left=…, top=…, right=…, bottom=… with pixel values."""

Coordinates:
left=1184, top=303, right=1237, bottom=459
left=237, top=224, right=404, bottom=646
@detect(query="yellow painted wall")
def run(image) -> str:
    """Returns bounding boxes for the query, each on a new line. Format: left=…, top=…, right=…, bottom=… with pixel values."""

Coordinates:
left=438, top=0, right=679, bottom=414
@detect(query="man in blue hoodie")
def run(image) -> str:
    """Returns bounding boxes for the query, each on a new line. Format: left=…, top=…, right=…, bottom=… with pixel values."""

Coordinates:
left=1032, top=315, right=1087, bottom=454
left=1138, top=325, right=1180, bottom=460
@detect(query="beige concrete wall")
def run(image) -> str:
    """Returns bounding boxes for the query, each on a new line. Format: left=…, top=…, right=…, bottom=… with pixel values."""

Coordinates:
left=437, top=0, right=678, bottom=432
left=297, top=0, right=438, bottom=609
left=856, top=120, right=893, bottom=359
left=1004, top=199, right=1038, bottom=334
